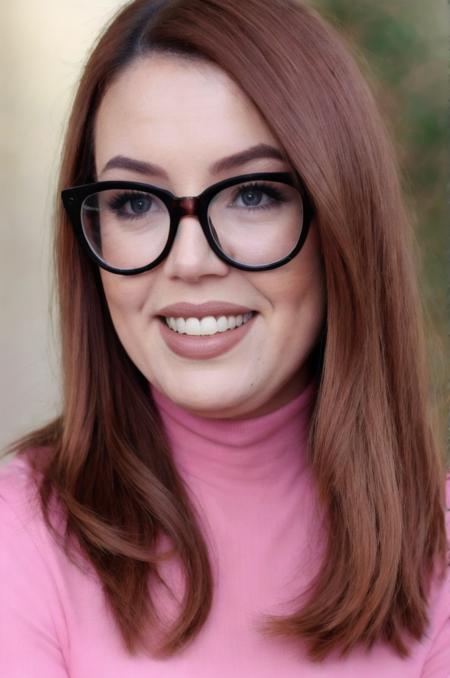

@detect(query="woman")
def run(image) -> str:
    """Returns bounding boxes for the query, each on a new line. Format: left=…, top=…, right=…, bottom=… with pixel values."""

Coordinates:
left=0, top=0, right=448, bottom=675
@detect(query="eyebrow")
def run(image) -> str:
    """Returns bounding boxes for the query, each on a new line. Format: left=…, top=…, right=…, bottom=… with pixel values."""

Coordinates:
left=99, top=143, right=288, bottom=179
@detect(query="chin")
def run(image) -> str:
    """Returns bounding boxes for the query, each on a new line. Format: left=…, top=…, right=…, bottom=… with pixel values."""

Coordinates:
left=162, top=380, right=249, bottom=418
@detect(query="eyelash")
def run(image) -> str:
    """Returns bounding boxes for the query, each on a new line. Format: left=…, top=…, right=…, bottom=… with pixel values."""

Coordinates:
left=108, top=191, right=153, bottom=214
left=106, top=181, right=287, bottom=220
left=230, top=182, right=286, bottom=209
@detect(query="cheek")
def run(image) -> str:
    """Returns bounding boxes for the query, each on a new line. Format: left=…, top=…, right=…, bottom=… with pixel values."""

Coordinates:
left=100, top=272, right=153, bottom=325
left=272, top=230, right=326, bottom=340
left=272, top=226, right=325, bottom=309
left=282, top=277, right=326, bottom=342
left=292, top=225, right=325, bottom=307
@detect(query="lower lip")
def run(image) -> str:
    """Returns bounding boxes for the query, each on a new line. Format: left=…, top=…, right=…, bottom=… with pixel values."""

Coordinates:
left=158, top=314, right=257, bottom=360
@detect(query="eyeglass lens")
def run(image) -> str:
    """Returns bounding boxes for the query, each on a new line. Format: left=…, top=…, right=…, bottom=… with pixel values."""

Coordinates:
left=80, top=179, right=304, bottom=270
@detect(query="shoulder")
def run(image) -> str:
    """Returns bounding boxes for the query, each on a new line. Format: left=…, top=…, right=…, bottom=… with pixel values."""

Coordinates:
left=0, top=450, right=93, bottom=580
left=0, top=450, right=57, bottom=531
left=445, top=470, right=450, bottom=564
left=432, top=468, right=449, bottom=586
left=0, top=451, right=42, bottom=509
left=444, top=470, right=450, bottom=554
left=446, top=470, right=450, bottom=523
left=0, top=453, right=40, bottom=528
left=0, top=450, right=69, bottom=572
left=420, top=471, right=450, bottom=675
left=0, top=452, right=72, bottom=671
left=445, top=470, right=450, bottom=581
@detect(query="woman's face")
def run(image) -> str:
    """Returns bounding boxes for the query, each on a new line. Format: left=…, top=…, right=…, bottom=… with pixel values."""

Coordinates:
left=94, top=55, right=326, bottom=419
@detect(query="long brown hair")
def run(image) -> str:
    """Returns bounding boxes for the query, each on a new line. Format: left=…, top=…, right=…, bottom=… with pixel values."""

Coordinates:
left=6, top=0, right=448, bottom=662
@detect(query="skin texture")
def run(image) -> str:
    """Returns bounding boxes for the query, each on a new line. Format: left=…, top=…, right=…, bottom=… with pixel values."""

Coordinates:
left=95, top=55, right=326, bottom=419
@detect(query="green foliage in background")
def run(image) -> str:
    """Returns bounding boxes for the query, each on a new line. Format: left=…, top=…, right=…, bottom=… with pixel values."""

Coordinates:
left=312, top=0, right=449, bottom=446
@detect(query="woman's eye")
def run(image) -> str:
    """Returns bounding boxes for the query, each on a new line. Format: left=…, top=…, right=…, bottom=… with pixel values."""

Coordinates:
left=128, top=196, right=152, bottom=214
left=232, top=183, right=284, bottom=209
left=109, top=192, right=154, bottom=217
left=238, top=187, right=266, bottom=207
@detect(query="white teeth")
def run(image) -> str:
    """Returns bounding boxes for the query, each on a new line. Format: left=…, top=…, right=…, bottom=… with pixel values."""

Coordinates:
left=185, top=318, right=201, bottom=335
left=175, top=317, right=186, bottom=333
left=216, top=316, right=229, bottom=332
left=164, top=312, right=254, bottom=336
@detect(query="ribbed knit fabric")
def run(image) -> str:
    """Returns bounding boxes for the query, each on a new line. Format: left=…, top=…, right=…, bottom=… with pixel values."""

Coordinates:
left=0, top=378, right=449, bottom=677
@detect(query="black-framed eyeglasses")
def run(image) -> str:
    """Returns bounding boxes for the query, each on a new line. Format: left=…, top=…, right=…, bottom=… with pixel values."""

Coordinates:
left=61, top=171, right=314, bottom=275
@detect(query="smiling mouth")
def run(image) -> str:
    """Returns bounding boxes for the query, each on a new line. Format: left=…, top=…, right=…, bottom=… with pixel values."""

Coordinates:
left=158, top=311, right=257, bottom=336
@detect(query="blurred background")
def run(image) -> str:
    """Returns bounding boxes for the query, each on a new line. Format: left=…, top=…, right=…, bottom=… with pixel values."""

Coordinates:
left=0, top=0, right=448, bottom=456
left=311, top=0, right=449, bottom=451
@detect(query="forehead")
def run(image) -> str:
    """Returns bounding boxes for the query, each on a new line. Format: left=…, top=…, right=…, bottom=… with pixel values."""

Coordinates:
left=93, top=55, right=281, bottom=182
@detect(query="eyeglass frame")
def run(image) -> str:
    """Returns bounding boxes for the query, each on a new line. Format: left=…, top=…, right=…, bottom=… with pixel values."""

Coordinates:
left=61, top=171, right=314, bottom=275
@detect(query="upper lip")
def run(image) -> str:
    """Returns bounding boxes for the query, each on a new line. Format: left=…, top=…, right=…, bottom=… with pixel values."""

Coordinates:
left=157, top=301, right=255, bottom=318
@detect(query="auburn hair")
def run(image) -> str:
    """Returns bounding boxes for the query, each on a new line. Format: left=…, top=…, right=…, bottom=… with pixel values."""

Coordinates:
left=6, top=0, right=448, bottom=663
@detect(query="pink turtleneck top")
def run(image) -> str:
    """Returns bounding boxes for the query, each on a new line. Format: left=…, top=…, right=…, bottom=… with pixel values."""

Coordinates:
left=0, top=379, right=449, bottom=677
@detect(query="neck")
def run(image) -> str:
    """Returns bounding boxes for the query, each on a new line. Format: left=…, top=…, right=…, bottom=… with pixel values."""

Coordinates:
left=149, top=377, right=317, bottom=488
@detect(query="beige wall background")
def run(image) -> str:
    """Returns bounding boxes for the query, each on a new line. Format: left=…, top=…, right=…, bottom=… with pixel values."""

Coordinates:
left=1, top=1, right=126, bottom=453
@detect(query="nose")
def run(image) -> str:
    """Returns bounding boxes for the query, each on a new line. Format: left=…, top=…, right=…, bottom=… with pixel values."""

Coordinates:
left=161, top=207, right=230, bottom=281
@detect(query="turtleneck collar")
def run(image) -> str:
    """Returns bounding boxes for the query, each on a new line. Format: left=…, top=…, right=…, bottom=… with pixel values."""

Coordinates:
left=149, top=378, right=317, bottom=488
